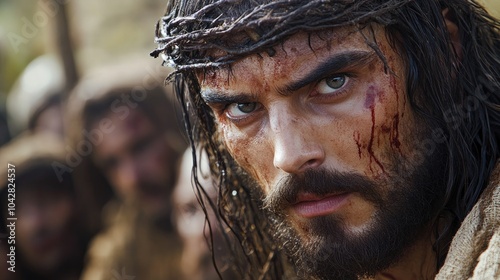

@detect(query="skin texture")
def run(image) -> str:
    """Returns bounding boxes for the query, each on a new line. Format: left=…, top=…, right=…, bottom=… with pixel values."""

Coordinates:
left=92, top=108, right=176, bottom=217
left=201, top=27, right=414, bottom=183
left=198, top=26, right=439, bottom=279
left=201, top=26, right=413, bottom=226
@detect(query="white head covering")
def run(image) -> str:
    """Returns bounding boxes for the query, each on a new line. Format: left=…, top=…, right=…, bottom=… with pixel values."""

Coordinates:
left=6, top=54, right=64, bottom=135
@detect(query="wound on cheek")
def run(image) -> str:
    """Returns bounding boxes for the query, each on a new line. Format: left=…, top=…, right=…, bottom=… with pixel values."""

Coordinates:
left=390, top=114, right=402, bottom=152
left=389, top=75, right=402, bottom=154
left=353, top=131, right=362, bottom=159
left=364, top=86, right=377, bottom=110
left=365, top=85, right=386, bottom=174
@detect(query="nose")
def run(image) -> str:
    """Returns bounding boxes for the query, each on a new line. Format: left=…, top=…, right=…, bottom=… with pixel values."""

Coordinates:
left=270, top=104, right=325, bottom=174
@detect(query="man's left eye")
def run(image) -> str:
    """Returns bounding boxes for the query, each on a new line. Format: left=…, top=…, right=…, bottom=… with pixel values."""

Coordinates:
left=317, top=74, right=348, bottom=95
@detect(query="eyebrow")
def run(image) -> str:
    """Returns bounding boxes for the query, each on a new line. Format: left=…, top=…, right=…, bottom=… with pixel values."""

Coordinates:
left=201, top=88, right=255, bottom=105
left=201, top=50, right=376, bottom=104
left=280, top=50, right=376, bottom=94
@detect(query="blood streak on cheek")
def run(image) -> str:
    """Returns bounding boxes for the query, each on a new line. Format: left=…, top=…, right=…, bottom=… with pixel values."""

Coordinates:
left=389, top=75, right=402, bottom=153
left=353, top=131, right=362, bottom=159
left=364, top=86, right=386, bottom=174
left=390, top=114, right=402, bottom=152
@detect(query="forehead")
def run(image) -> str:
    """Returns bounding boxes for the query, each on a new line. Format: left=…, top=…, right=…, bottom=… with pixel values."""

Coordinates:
left=107, top=109, right=154, bottom=141
left=198, top=26, right=382, bottom=90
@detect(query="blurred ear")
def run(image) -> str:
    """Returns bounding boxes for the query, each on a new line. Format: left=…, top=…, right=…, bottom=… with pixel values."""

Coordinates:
left=442, top=8, right=463, bottom=60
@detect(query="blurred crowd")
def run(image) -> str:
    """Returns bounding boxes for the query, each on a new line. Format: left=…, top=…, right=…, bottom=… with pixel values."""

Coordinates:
left=0, top=0, right=245, bottom=278
left=0, top=53, right=236, bottom=280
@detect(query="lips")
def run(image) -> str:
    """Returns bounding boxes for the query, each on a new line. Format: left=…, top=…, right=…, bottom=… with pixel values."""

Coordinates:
left=292, top=192, right=350, bottom=218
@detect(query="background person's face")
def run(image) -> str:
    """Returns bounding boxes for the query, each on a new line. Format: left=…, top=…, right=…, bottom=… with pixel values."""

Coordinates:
left=93, top=109, right=176, bottom=216
left=16, top=187, right=78, bottom=273
left=174, top=172, right=217, bottom=280
left=173, top=150, right=231, bottom=280
left=199, top=26, right=445, bottom=278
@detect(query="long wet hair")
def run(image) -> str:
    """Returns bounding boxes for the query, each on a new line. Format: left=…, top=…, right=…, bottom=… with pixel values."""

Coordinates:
left=152, top=0, right=500, bottom=278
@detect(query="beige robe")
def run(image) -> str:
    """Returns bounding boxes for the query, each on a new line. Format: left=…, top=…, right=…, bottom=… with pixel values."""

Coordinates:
left=80, top=201, right=182, bottom=280
left=436, top=165, right=500, bottom=279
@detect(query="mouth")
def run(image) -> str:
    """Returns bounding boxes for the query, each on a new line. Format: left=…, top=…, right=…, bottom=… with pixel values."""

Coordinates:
left=292, top=192, right=351, bottom=218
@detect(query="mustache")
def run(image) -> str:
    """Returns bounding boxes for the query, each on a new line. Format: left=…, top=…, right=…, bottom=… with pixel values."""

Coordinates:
left=263, top=169, right=383, bottom=213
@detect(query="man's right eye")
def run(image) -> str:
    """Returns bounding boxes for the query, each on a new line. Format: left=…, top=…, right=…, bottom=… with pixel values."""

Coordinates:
left=226, top=102, right=261, bottom=118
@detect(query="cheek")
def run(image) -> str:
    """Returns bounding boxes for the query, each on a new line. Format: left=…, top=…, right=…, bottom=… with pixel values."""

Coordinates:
left=377, top=74, right=414, bottom=159
left=177, top=213, right=205, bottom=238
left=222, top=125, right=253, bottom=167
left=221, top=124, right=273, bottom=188
left=345, top=80, right=409, bottom=177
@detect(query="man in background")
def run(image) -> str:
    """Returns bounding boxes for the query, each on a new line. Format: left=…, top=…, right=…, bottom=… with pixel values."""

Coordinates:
left=0, top=133, right=88, bottom=280
left=6, top=55, right=67, bottom=139
left=67, top=59, right=187, bottom=280
left=173, top=148, right=246, bottom=280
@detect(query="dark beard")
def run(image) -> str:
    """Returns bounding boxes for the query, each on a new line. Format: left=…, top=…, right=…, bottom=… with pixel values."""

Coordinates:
left=262, top=148, right=446, bottom=280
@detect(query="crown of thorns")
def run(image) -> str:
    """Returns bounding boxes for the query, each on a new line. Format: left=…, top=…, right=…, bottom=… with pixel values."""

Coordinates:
left=151, top=0, right=413, bottom=75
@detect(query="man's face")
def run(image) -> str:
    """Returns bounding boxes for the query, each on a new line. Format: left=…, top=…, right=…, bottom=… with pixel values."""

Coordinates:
left=198, top=26, right=445, bottom=278
left=16, top=186, right=79, bottom=274
left=93, top=109, right=176, bottom=216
